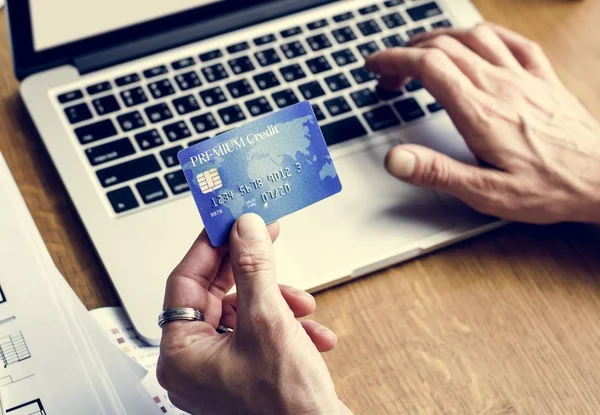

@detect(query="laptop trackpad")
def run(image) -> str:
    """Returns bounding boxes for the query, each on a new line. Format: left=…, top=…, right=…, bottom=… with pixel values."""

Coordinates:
left=277, top=140, right=457, bottom=280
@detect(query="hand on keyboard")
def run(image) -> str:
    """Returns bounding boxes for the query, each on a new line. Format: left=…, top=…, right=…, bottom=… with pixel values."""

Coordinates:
left=367, top=23, right=600, bottom=225
left=157, top=214, right=351, bottom=415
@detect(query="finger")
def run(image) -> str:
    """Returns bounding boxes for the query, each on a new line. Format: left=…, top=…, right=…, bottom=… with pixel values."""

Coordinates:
left=409, top=24, right=523, bottom=70
left=385, top=144, right=511, bottom=208
left=229, top=214, right=295, bottom=331
left=221, top=284, right=316, bottom=326
left=208, top=222, right=280, bottom=300
left=487, top=23, right=561, bottom=85
left=162, top=230, right=227, bottom=335
left=415, top=35, right=497, bottom=90
left=366, top=48, right=485, bottom=139
left=300, top=320, right=337, bottom=353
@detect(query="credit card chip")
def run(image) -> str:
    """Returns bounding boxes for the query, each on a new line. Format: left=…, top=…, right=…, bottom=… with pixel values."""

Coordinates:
left=197, top=168, right=223, bottom=194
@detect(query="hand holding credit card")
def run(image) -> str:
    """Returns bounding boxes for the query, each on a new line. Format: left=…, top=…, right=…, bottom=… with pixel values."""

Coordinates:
left=178, top=101, right=342, bottom=246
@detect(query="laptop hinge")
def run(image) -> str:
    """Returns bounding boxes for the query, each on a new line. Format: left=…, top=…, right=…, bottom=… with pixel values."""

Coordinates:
left=74, top=0, right=334, bottom=75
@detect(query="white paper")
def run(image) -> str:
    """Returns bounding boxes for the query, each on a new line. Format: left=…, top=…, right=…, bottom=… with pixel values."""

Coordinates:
left=91, top=307, right=188, bottom=415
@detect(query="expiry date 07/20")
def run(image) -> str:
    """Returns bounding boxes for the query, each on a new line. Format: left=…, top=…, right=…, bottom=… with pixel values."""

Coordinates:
left=210, top=163, right=301, bottom=208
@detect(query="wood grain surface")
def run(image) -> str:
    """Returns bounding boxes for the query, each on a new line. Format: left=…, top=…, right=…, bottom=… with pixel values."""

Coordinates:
left=1, top=1, right=600, bottom=413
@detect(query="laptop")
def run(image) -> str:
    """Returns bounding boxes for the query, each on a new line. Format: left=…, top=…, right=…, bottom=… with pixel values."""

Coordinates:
left=8, top=0, right=503, bottom=345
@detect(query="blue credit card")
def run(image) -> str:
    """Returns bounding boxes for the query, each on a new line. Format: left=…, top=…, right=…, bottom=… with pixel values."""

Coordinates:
left=178, top=101, right=342, bottom=246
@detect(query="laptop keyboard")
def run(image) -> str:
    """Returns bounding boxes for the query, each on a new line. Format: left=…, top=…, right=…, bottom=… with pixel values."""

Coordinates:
left=54, top=0, right=452, bottom=215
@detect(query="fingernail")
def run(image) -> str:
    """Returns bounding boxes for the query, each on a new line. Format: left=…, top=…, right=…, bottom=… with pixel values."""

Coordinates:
left=291, top=286, right=314, bottom=299
left=319, top=326, right=337, bottom=340
left=236, top=213, right=267, bottom=241
left=386, top=149, right=416, bottom=179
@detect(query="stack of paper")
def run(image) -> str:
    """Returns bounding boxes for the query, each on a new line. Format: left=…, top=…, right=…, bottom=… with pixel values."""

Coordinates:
left=0, top=153, right=163, bottom=414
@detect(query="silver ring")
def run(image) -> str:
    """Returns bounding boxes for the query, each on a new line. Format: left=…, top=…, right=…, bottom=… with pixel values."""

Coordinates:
left=216, top=325, right=234, bottom=334
left=158, top=307, right=205, bottom=328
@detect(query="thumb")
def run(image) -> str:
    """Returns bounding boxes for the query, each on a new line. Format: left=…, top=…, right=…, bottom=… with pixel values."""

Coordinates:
left=229, top=213, right=293, bottom=329
left=385, top=144, right=506, bottom=204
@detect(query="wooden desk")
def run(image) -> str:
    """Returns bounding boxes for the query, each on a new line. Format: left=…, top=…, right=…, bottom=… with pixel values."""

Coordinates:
left=1, top=1, right=600, bottom=413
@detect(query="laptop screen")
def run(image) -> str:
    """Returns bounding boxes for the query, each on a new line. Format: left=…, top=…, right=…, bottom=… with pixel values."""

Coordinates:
left=30, top=0, right=224, bottom=51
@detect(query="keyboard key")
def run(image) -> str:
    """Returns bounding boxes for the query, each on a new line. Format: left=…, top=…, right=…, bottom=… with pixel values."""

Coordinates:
left=115, top=73, right=140, bottom=87
left=332, top=48, right=357, bottom=66
left=165, top=170, right=190, bottom=195
left=202, top=63, right=229, bottom=83
left=118, top=111, right=146, bottom=131
left=136, top=178, right=168, bottom=204
left=218, top=104, right=246, bottom=125
left=394, top=98, right=426, bottom=121
left=85, top=137, right=136, bottom=166
left=351, top=67, right=377, bottom=84
left=376, top=85, right=404, bottom=100
left=58, top=90, right=83, bottom=104
left=199, top=49, right=223, bottom=62
left=200, top=86, right=227, bottom=107
left=245, top=97, right=273, bottom=117
left=382, top=34, right=406, bottom=48
left=120, top=87, right=148, bottom=107
left=135, top=129, right=164, bottom=150
left=280, top=64, right=306, bottom=82
left=163, top=121, right=191, bottom=142
left=96, top=155, right=161, bottom=188
left=324, top=96, right=351, bottom=116
left=357, top=19, right=382, bottom=36
left=143, top=65, right=168, bottom=79
left=228, top=56, right=255, bottom=75
left=107, top=187, right=139, bottom=213
left=298, top=81, right=326, bottom=100
left=359, top=4, right=379, bottom=15
left=407, top=2, right=443, bottom=21
left=86, top=81, right=112, bottom=95
left=363, top=105, right=400, bottom=131
left=92, top=95, right=120, bottom=116
left=312, top=104, right=326, bottom=121
left=75, top=119, right=118, bottom=144
left=384, top=0, right=405, bottom=7
left=284, top=45, right=310, bottom=64
left=160, top=146, right=183, bottom=167
left=64, top=103, right=92, bottom=124
left=431, top=19, right=452, bottom=29
left=172, top=95, right=201, bottom=115
left=190, top=113, right=219, bottom=133
left=306, top=56, right=332, bottom=74
left=351, top=88, right=380, bottom=108
left=255, top=48, right=282, bottom=67
left=333, top=11, right=354, bottom=23
left=175, top=71, right=202, bottom=91
left=227, top=41, right=250, bottom=54
left=357, top=41, right=380, bottom=58
left=227, top=79, right=254, bottom=98
left=307, top=19, right=329, bottom=30
left=281, top=26, right=303, bottom=38
left=254, top=71, right=280, bottom=90
left=272, top=89, right=299, bottom=108
left=382, top=12, right=406, bottom=28
left=406, top=27, right=426, bottom=38
left=324, top=73, right=351, bottom=92
left=427, top=102, right=444, bottom=113
left=321, top=116, right=367, bottom=146
left=332, top=26, right=357, bottom=44
left=254, top=34, right=276, bottom=46
left=405, top=78, right=423, bottom=92
left=144, top=103, right=173, bottom=123
left=172, top=57, right=195, bottom=70
left=148, top=79, right=176, bottom=99
left=306, top=34, right=332, bottom=51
